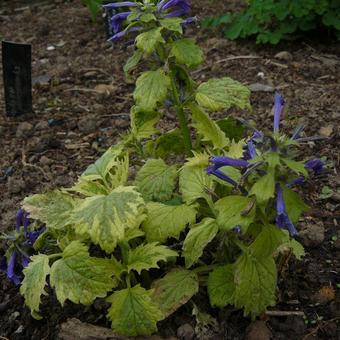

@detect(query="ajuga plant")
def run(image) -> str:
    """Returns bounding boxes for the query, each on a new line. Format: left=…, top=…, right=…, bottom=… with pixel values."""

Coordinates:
left=0, top=0, right=325, bottom=336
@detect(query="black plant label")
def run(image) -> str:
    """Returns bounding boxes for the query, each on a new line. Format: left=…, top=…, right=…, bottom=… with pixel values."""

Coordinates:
left=2, top=41, right=32, bottom=116
left=103, top=1, right=117, bottom=39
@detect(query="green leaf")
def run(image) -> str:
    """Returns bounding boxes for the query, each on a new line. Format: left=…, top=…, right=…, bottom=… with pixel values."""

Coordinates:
left=124, top=49, right=143, bottom=75
left=249, top=172, right=276, bottom=204
left=249, top=224, right=289, bottom=258
left=107, top=285, right=163, bottom=336
left=282, top=187, right=309, bottom=223
left=278, top=238, right=305, bottom=259
left=134, top=68, right=171, bottom=111
left=226, top=139, right=246, bottom=158
left=195, top=77, right=251, bottom=112
left=23, top=191, right=77, bottom=230
left=72, top=186, right=145, bottom=253
left=216, top=117, right=245, bottom=141
left=179, top=152, right=213, bottom=204
left=282, top=158, right=308, bottom=176
left=151, top=268, right=199, bottom=318
left=69, top=180, right=109, bottom=197
left=160, top=17, right=183, bottom=33
left=154, top=128, right=186, bottom=157
left=207, top=265, right=235, bottom=308
left=127, top=242, right=178, bottom=274
left=20, top=254, right=50, bottom=319
left=183, top=218, right=218, bottom=268
left=140, top=13, right=156, bottom=23
left=234, top=252, right=277, bottom=318
left=134, top=159, right=177, bottom=202
left=50, top=241, right=116, bottom=305
left=142, top=202, right=197, bottom=242
left=82, top=0, right=102, bottom=22
left=136, top=27, right=165, bottom=54
left=188, top=103, right=229, bottom=149
left=215, top=196, right=256, bottom=232
left=265, top=152, right=281, bottom=169
left=130, top=106, right=160, bottom=140
left=170, top=38, right=204, bottom=68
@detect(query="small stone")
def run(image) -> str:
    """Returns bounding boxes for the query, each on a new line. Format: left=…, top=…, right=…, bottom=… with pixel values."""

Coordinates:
left=16, top=122, right=34, bottom=138
left=9, top=311, right=20, bottom=322
left=319, top=125, right=333, bottom=137
left=35, top=120, right=49, bottom=130
left=274, top=51, right=293, bottom=61
left=177, top=323, right=195, bottom=340
left=40, top=156, right=53, bottom=166
left=299, top=223, right=325, bottom=247
left=245, top=321, right=272, bottom=340
left=47, top=45, right=55, bottom=51
left=78, top=116, right=98, bottom=134
left=248, top=83, right=275, bottom=92
left=7, top=177, right=26, bottom=194
left=14, top=325, right=24, bottom=334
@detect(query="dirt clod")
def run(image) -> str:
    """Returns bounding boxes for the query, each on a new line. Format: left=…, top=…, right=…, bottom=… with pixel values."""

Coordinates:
left=245, top=321, right=272, bottom=340
left=299, top=223, right=325, bottom=247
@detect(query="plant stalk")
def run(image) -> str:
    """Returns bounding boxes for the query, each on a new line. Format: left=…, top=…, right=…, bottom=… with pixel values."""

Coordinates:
left=170, top=72, right=192, bottom=155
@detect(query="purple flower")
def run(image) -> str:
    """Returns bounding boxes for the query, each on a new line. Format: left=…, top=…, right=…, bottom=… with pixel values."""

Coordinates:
left=111, top=12, right=131, bottom=34
left=273, top=92, right=285, bottom=133
left=275, top=183, right=297, bottom=236
left=305, top=159, right=324, bottom=175
left=158, top=0, right=191, bottom=13
left=291, top=124, right=304, bottom=140
left=103, top=2, right=137, bottom=9
left=108, top=26, right=142, bottom=42
left=243, top=140, right=256, bottom=160
left=207, top=156, right=249, bottom=186
left=0, top=209, right=45, bottom=285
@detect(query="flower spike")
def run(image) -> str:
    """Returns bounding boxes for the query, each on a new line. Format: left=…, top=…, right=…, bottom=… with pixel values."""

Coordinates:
left=273, top=92, right=285, bottom=133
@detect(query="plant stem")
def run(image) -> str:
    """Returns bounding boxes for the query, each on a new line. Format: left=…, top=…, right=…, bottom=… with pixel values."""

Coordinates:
left=47, top=253, right=62, bottom=260
left=169, top=72, right=192, bottom=155
left=193, top=264, right=218, bottom=274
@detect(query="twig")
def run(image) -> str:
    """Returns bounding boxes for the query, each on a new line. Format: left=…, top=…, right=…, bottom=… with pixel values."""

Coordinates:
left=303, top=316, right=340, bottom=340
left=192, top=55, right=262, bottom=74
left=266, top=310, right=305, bottom=317
left=21, top=150, right=51, bottom=181
left=0, top=336, right=10, bottom=340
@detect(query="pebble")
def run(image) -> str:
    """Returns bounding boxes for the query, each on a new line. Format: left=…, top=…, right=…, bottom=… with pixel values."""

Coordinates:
left=40, top=156, right=53, bottom=166
left=245, top=321, right=271, bottom=340
left=299, top=223, right=325, bottom=247
left=77, top=116, right=98, bottom=134
left=7, top=177, right=26, bottom=194
left=177, top=323, right=195, bottom=340
left=8, top=311, right=20, bottom=322
left=35, top=120, right=49, bottom=130
left=16, top=122, right=34, bottom=138
left=14, top=325, right=24, bottom=334
left=248, top=83, right=275, bottom=92
left=274, top=51, right=293, bottom=61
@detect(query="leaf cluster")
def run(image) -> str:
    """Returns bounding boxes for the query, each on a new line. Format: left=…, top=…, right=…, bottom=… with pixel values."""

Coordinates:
left=202, top=0, right=340, bottom=44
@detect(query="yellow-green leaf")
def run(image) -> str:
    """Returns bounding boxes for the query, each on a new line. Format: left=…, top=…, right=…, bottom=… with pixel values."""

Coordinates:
left=183, top=218, right=218, bottom=268
left=160, top=17, right=183, bottom=33
left=215, top=196, right=256, bottom=232
left=50, top=241, right=117, bottom=305
left=20, top=254, right=50, bottom=319
left=23, top=191, right=78, bottom=230
left=134, top=68, right=171, bottom=111
left=249, top=172, right=276, bottom=205
left=170, top=38, right=203, bottom=67
left=142, top=202, right=197, bottom=242
left=127, top=242, right=178, bottom=274
left=107, top=285, right=163, bottom=336
left=136, top=27, right=165, bottom=54
left=196, top=77, right=251, bottom=112
left=72, top=186, right=145, bottom=253
left=188, top=103, right=229, bottom=149
left=151, top=268, right=199, bottom=318
left=134, top=159, right=177, bottom=202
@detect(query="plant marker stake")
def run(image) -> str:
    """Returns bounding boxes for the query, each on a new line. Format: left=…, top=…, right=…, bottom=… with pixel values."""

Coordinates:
left=2, top=41, right=32, bottom=116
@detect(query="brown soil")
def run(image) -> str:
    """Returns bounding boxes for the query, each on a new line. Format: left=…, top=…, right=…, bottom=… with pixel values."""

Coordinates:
left=0, top=1, right=339, bottom=339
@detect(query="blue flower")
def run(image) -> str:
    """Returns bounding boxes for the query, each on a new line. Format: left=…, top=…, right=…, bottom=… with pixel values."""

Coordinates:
left=158, top=0, right=191, bottom=14
left=275, top=183, right=297, bottom=236
left=206, top=156, right=249, bottom=186
left=0, top=209, right=45, bottom=285
left=243, top=140, right=256, bottom=160
left=273, top=91, right=285, bottom=133
left=103, top=2, right=137, bottom=10
left=111, top=11, right=132, bottom=34
left=305, top=159, right=324, bottom=175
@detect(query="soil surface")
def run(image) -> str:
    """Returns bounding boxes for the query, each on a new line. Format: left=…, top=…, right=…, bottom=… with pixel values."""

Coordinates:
left=0, top=1, right=339, bottom=339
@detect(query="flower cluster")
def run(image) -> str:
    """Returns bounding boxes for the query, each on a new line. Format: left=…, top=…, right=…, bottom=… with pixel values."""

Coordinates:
left=207, top=92, right=324, bottom=236
left=104, top=0, right=196, bottom=42
left=0, top=209, right=45, bottom=285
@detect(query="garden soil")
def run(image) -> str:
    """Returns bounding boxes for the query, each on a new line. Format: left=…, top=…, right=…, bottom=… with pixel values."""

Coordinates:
left=0, top=0, right=339, bottom=339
